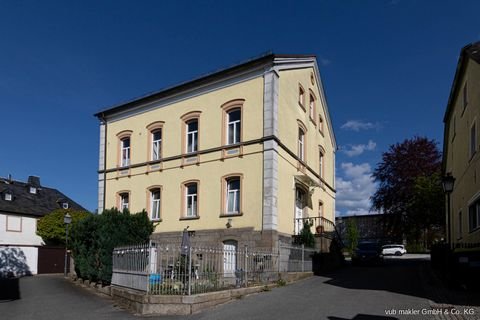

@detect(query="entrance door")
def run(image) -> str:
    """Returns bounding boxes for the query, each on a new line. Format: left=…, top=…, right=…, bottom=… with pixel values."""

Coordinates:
left=223, top=241, right=237, bottom=277
left=295, top=188, right=306, bottom=235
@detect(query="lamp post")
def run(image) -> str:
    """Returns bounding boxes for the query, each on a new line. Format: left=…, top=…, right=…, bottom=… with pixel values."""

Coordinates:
left=64, top=213, right=72, bottom=277
left=442, top=174, right=455, bottom=248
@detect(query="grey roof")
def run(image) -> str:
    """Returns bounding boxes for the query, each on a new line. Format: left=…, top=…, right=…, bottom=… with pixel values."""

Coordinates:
left=94, top=53, right=316, bottom=119
left=443, top=41, right=480, bottom=123
left=0, top=176, right=87, bottom=217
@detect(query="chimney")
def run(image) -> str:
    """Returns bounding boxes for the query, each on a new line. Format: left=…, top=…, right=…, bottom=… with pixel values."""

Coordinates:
left=28, top=176, right=41, bottom=187
left=8, top=174, right=12, bottom=183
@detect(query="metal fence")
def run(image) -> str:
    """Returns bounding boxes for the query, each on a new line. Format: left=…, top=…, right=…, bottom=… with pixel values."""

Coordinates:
left=112, top=242, right=315, bottom=295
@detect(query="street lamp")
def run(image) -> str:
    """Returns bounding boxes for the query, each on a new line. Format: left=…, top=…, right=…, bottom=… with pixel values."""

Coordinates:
left=64, top=213, right=72, bottom=277
left=442, top=173, right=455, bottom=248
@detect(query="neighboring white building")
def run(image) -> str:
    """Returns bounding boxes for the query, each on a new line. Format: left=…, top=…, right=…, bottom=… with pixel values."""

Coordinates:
left=0, top=175, right=86, bottom=275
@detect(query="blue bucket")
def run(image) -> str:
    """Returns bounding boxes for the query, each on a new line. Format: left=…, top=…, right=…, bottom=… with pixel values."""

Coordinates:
left=149, top=274, right=162, bottom=284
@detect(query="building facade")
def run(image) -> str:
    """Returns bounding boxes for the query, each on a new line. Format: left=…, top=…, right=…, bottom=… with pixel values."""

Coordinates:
left=0, top=175, right=86, bottom=275
left=443, top=42, right=480, bottom=248
left=95, top=54, right=336, bottom=250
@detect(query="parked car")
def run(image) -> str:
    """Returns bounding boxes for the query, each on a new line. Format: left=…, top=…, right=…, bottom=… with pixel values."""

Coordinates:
left=381, top=244, right=407, bottom=256
left=352, top=242, right=384, bottom=265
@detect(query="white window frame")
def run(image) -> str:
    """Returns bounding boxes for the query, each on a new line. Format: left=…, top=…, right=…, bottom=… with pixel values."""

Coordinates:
left=309, top=94, right=315, bottom=119
left=458, top=210, right=463, bottom=239
left=186, top=120, right=198, bottom=153
left=120, top=193, right=129, bottom=211
left=151, top=130, right=162, bottom=161
left=469, top=200, right=480, bottom=231
left=319, top=150, right=324, bottom=179
left=29, top=186, right=37, bottom=194
left=185, top=183, right=198, bottom=217
left=226, top=178, right=240, bottom=214
left=470, top=121, right=477, bottom=159
left=150, top=189, right=161, bottom=220
left=298, top=129, right=305, bottom=161
left=227, top=109, right=241, bottom=145
left=299, top=86, right=305, bottom=106
left=5, top=193, right=12, bottom=201
left=62, top=202, right=69, bottom=209
left=121, top=137, right=131, bottom=167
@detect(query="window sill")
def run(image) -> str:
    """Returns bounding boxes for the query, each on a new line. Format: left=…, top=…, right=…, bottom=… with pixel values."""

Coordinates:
left=180, top=216, right=200, bottom=221
left=219, top=213, right=243, bottom=218
left=151, top=218, right=162, bottom=222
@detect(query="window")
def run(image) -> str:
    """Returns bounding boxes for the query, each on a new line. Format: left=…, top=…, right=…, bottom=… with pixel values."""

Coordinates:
left=226, top=177, right=240, bottom=214
left=29, top=186, right=37, bottom=194
left=221, top=100, right=244, bottom=148
left=117, top=130, right=133, bottom=168
left=62, top=202, right=69, bottom=209
left=309, top=93, right=316, bottom=121
left=227, top=109, right=241, bottom=145
left=470, top=121, right=477, bottom=158
left=469, top=199, right=480, bottom=231
left=121, top=137, right=131, bottom=167
left=6, top=215, right=21, bottom=232
left=299, top=85, right=305, bottom=108
left=186, top=120, right=198, bottom=153
left=458, top=211, right=463, bottom=239
left=150, top=188, right=161, bottom=220
left=298, top=128, right=305, bottom=161
left=151, top=130, right=162, bottom=161
left=119, top=193, right=129, bottom=211
left=5, top=192, right=12, bottom=201
left=319, top=148, right=325, bottom=179
left=319, top=115, right=324, bottom=134
left=185, top=182, right=198, bottom=217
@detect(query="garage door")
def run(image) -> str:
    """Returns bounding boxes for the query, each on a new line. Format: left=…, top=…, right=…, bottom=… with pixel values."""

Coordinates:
left=37, top=246, right=67, bottom=274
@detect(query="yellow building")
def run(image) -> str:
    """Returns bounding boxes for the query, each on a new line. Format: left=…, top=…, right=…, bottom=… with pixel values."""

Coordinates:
left=95, top=54, right=336, bottom=250
left=443, top=42, right=480, bottom=248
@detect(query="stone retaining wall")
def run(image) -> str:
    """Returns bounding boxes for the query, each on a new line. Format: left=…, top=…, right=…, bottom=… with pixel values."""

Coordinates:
left=72, top=272, right=312, bottom=316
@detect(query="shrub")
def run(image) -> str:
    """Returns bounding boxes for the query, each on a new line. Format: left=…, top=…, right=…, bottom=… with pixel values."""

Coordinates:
left=297, top=220, right=315, bottom=248
left=70, top=208, right=153, bottom=284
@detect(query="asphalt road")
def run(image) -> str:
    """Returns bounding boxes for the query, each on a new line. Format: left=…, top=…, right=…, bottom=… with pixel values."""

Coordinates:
left=0, top=255, right=478, bottom=320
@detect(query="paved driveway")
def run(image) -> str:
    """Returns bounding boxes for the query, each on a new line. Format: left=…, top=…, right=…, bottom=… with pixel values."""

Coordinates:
left=0, top=275, right=137, bottom=320
left=1, top=256, right=478, bottom=320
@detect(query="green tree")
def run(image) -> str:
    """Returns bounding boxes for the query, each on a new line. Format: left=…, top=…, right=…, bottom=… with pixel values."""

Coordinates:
left=371, top=136, right=442, bottom=241
left=36, top=209, right=90, bottom=245
left=346, top=219, right=359, bottom=254
left=406, top=173, right=445, bottom=247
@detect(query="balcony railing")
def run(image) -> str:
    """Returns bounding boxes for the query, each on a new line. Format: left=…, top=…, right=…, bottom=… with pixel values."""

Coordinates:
left=294, top=216, right=334, bottom=234
left=294, top=216, right=344, bottom=247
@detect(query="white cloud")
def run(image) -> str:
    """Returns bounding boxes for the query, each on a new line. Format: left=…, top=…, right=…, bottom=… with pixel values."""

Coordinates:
left=340, top=120, right=381, bottom=132
left=319, top=57, right=331, bottom=66
left=336, top=162, right=377, bottom=217
left=341, top=140, right=376, bottom=157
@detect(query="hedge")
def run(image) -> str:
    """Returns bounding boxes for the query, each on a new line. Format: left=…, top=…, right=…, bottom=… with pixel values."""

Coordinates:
left=70, top=208, right=153, bottom=284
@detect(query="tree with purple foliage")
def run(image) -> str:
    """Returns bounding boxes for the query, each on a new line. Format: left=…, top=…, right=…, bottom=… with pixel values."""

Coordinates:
left=371, top=136, right=444, bottom=248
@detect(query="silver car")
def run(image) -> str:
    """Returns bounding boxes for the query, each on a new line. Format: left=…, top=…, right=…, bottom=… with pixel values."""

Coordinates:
left=381, top=244, right=407, bottom=256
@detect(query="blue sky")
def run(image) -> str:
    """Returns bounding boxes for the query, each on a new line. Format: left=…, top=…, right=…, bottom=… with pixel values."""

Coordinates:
left=0, top=0, right=478, bottom=215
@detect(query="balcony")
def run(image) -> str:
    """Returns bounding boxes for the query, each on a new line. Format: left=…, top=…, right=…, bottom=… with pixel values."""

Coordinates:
left=294, top=216, right=336, bottom=236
